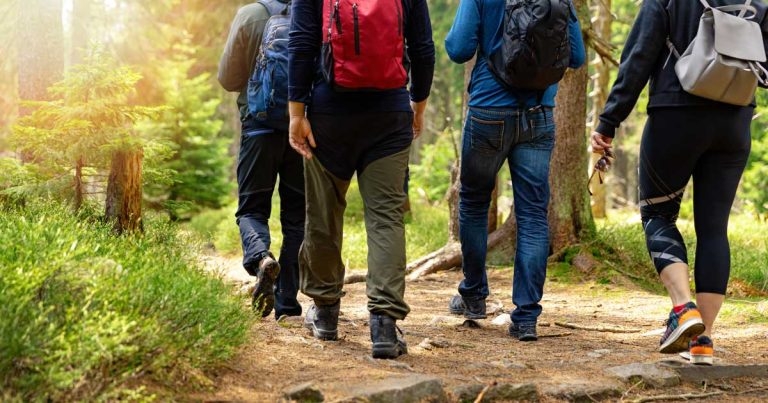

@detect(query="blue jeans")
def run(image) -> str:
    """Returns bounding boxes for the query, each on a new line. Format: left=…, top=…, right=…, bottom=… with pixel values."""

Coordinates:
left=458, top=106, right=555, bottom=324
left=236, top=126, right=305, bottom=317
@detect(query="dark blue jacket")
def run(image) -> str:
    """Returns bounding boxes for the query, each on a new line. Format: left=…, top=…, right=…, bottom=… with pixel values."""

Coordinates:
left=288, top=0, right=436, bottom=114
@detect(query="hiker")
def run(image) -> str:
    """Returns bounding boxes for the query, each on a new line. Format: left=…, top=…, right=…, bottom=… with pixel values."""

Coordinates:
left=218, top=0, right=304, bottom=320
left=444, top=0, right=585, bottom=341
left=591, top=0, right=768, bottom=365
left=288, top=0, right=435, bottom=359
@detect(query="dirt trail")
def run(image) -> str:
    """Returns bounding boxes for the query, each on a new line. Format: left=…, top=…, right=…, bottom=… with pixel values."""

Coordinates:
left=196, top=255, right=768, bottom=402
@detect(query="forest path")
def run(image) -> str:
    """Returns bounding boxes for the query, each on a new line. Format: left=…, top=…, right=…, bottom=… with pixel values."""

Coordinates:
left=195, top=254, right=768, bottom=402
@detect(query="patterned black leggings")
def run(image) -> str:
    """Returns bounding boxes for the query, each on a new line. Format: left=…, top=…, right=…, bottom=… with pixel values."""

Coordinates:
left=639, top=105, right=752, bottom=295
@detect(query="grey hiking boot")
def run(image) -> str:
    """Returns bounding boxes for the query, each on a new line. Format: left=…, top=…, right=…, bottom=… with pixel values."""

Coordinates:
left=509, top=322, right=538, bottom=341
left=448, top=294, right=487, bottom=319
left=370, top=312, right=407, bottom=359
left=304, top=301, right=340, bottom=341
left=252, top=252, right=280, bottom=317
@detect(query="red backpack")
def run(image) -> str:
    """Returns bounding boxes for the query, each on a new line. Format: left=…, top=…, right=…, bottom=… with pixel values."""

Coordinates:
left=321, top=0, right=407, bottom=91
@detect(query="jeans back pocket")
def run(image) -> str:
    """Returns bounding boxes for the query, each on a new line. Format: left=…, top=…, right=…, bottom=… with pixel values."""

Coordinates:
left=469, top=116, right=504, bottom=154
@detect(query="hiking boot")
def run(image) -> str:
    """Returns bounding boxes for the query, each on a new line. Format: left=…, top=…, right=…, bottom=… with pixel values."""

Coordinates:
left=509, top=322, right=538, bottom=341
left=448, top=295, right=487, bottom=319
left=681, top=334, right=714, bottom=365
left=659, top=302, right=705, bottom=354
left=304, top=301, right=340, bottom=341
left=370, top=313, right=407, bottom=359
left=252, top=252, right=280, bottom=317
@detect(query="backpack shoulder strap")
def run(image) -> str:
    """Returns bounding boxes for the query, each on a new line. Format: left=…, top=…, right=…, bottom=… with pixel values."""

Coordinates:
left=700, top=0, right=757, bottom=18
left=257, top=0, right=290, bottom=17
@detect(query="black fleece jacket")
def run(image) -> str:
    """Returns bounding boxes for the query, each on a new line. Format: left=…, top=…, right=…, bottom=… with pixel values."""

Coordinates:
left=597, top=0, right=768, bottom=137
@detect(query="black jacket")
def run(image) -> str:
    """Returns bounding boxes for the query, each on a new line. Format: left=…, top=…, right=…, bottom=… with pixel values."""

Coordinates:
left=597, top=0, right=768, bottom=137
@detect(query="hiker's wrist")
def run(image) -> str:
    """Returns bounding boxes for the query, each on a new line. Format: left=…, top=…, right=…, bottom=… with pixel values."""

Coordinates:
left=288, top=101, right=306, bottom=118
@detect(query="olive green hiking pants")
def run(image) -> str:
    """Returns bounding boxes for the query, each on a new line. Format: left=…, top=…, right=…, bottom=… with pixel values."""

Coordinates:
left=299, top=147, right=411, bottom=320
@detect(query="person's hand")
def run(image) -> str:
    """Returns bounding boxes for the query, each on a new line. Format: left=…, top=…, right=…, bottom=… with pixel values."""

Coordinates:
left=590, top=131, right=613, bottom=154
left=411, top=100, right=428, bottom=139
left=289, top=115, right=315, bottom=159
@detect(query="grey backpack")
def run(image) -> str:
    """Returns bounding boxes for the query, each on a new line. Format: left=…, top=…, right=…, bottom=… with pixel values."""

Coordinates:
left=666, top=0, right=768, bottom=106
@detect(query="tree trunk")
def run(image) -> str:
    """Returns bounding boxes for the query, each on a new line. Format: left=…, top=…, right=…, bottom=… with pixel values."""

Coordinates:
left=70, top=0, right=91, bottom=66
left=588, top=0, right=612, bottom=218
left=17, top=0, right=63, bottom=115
left=549, top=2, right=594, bottom=254
left=105, top=149, right=144, bottom=234
left=73, top=156, right=84, bottom=210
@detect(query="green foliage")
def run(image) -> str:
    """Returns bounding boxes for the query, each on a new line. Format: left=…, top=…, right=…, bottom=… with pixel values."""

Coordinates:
left=8, top=51, right=162, bottom=206
left=0, top=202, right=251, bottom=401
left=141, top=42, right=233, bottom=220
left=742, top=90, right=768, bottom=218
left=410, top=128, right=459, bottom=204
left=596, top=211, right=768, bottom=293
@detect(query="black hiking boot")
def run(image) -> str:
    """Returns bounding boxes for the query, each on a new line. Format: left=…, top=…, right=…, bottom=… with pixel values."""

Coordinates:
left=370, top=312, right=407, bottom=359
left=252, top=252, right=280, bottom=317
left=448, top=295, right=487, bottom=319
left=304, top=301, right=340, bottom=341
left=509, top=322, right=538, bottom=341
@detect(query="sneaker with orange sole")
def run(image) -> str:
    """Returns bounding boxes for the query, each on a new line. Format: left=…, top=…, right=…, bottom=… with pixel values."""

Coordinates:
left=681, top=335, right=714, bottom=365
left=659, top=302, right=705, bottom=354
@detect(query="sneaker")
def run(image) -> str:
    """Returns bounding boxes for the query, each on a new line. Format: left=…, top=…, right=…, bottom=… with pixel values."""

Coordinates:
left=304, top=301, right=340, bottom=341
left=252, top=253, right=280, bottom=317
left=659, top=302, right=705, bottom=354
left=448, top=295, right=487, bottom=319
left=683, top=335, right=714, bottom=365
left=509, top=322, right=537, bottom=341
left=370, top=313, right=407, bottom=359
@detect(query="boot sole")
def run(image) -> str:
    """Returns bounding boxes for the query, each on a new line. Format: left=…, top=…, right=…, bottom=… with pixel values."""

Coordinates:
left=659, top=319, right=705, bottom=354
left=304, top=322, right=338, bottom=341
left=448, top=307, right=487, bottom=319
left=252, top=259, right=280, bottom=317
left=372, top=342, right=407, bottom=359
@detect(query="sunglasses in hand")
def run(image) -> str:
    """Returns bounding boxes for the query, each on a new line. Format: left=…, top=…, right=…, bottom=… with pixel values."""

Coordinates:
left=588, top=149, right=614, bottom=196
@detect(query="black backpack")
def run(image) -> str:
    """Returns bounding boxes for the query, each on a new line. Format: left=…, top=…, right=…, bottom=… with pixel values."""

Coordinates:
left=488, top=0, right=571, bottom=91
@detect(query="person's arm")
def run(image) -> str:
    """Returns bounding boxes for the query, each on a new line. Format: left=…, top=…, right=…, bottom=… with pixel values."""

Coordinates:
left=594, top=0, right=668, bottom=139
left=405, top=0, right=435, bottom=139
left=288, top=0, right=321, bottom=104
left=288, top=0, right=320, bottom=158
left=567, top=3, right=586, bottom=69
left=405, top=0, right=436, bottom=104
left=444, top=0, right=481, bottom=64
left=218, top=6, right=263, bottom=92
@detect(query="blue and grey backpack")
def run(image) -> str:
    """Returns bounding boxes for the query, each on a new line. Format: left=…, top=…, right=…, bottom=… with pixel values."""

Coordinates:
left=247, top=0, right=291, bottom=131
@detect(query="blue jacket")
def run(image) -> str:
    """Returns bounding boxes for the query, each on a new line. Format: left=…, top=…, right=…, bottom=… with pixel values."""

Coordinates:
left=445, top=0, right=586, bottom=109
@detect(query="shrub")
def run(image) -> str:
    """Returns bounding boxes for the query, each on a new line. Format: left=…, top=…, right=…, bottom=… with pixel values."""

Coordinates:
left=0, top=202, right=251, bottom=401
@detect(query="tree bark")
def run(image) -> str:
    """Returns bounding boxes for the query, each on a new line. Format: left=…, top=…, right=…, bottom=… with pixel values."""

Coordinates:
left=17, top=0, right=63, bottom=115
left=588, top=0, right=612, bottom=218
left=549, top=19, right=594, bottom=254
left=73, top=156, right=84, bottom=210
left=105, top=149, right=144, bottom=234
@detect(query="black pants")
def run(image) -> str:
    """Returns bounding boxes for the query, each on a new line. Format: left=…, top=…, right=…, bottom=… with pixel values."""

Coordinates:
left=639, top=105, right=752, bottom=295
left=236, top=129, right=305, bottom=317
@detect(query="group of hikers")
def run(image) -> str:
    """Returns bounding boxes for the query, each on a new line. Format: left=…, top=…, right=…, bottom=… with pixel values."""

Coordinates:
left=218, top=0, right=768, bottom=364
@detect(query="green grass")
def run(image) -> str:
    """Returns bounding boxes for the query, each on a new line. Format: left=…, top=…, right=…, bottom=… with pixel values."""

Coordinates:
left=0, top=202, right=252, bottom=401
left=595, top=210, right=768, bottom=294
